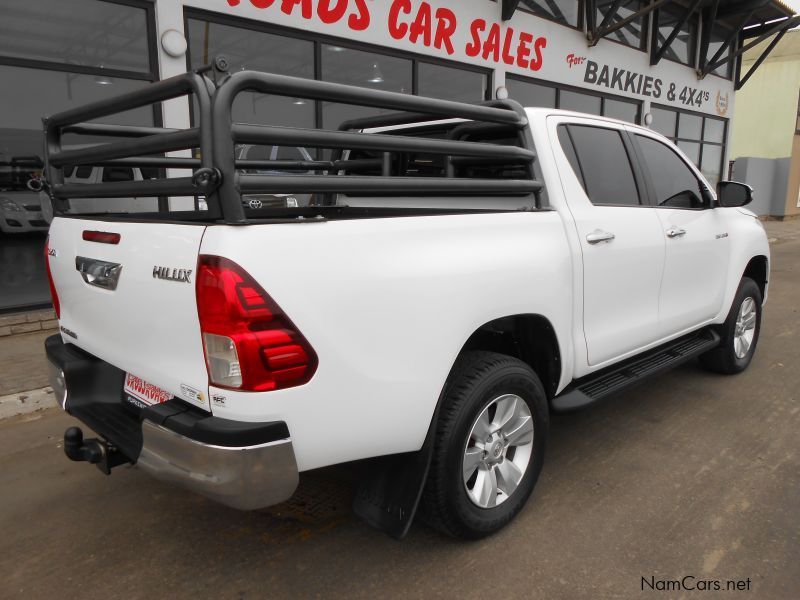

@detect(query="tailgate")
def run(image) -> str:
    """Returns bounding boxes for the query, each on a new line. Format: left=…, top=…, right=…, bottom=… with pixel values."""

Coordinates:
left=47, top=217, right=210, bottom=411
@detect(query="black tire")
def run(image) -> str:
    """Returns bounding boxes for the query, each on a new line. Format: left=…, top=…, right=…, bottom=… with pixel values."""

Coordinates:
left=699, top=277, right=762, bottom=374
left=420, top=351, right=548, bottom=539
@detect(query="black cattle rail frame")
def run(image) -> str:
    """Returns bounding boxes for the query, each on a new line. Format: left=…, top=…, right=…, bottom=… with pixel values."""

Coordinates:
left=42, top=56, right=542, bottom=224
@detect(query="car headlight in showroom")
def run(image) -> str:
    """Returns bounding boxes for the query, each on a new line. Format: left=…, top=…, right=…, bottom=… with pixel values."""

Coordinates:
left=0, top=197, right=25, bottom=212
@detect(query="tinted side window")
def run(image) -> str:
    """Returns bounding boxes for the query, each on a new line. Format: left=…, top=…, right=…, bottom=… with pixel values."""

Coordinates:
left=563, top=125, right=640, bottom=206
left=636, top=135, right=705, bottom=209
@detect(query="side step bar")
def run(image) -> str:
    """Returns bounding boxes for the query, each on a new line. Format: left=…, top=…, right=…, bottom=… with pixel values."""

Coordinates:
left=552, top=329, right=721, bottom=412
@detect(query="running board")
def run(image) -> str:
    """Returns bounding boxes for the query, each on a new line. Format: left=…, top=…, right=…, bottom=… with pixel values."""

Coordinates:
left=552, top=329, right=720, bottom=412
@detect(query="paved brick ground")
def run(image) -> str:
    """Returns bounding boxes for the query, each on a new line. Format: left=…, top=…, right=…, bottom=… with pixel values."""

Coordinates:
left=0, top=329, right=51, bottom=396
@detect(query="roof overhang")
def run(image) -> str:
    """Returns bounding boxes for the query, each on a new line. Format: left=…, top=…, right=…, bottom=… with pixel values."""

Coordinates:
left=501, top=0, right=797, bottom=90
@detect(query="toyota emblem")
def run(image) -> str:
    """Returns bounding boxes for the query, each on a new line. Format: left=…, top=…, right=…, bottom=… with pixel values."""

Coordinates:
left=248, top=198, right=263, bottom=209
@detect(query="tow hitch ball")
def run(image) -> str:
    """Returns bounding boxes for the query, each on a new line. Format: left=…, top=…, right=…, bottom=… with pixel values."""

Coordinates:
left=63, top=427, right=129, bottom=475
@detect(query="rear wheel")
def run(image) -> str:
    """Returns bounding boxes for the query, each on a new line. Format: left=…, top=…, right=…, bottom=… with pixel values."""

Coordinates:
left=700, top=277, right=762, bottom=374
left=421, top=351, right=548, bottom=539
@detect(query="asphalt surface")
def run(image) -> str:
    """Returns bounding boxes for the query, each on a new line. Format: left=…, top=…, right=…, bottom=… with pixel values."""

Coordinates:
left=1, top=225, right=799, bottom=599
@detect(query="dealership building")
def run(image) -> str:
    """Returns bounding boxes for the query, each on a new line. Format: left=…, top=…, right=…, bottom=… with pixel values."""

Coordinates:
left=0, top=0, right=797, bottom=317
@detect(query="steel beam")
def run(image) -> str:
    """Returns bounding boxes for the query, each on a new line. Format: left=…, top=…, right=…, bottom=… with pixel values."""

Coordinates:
left=736, top=25, right=791, bottom=89
left=501, top=0, right=521, bottom=21
left=239, top=175, right=541, bottom=196
left=704, top=15, right=800, bottom=75
left=231, top=124, right=536, bottom=161
left=589, top=0, right=672, bottom=47
left=698, top=0, right=720, bottom=73
left=48, top=129, right=200, bottom=167
left=699, top=8, right=757, bottom=77
left=651, top=0, right=703, bottom=65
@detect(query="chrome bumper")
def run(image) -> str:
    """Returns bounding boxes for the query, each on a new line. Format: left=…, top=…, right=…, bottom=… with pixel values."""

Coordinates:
left=137, top=420, right=299, bottom=510
left=46, top=334, right=300, bottom=511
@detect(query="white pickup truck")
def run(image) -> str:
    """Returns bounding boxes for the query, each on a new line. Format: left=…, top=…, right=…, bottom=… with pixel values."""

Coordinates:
left=43, top=64, right=768, bottom=540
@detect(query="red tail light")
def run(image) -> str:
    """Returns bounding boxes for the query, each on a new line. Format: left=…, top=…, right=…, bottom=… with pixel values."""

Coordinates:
left=44, top=237, right=60, bottom=319
left=196, top=255, right=317, bottom=392
left=83, top=230, right=121, bottom=244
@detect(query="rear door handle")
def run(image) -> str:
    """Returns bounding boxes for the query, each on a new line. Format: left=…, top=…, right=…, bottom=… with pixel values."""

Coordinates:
left=586, top=229, right=616, bottom=245
left=666, top=227, right=687, bottom=238
left=75, top=256, right=123, bottom=290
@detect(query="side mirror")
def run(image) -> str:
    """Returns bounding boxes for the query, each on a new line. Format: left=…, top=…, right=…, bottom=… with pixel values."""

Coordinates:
left=716, top=181, right=753, bottom=208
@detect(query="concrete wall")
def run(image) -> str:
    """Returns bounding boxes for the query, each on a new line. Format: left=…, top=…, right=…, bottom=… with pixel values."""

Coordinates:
left=730, top=30, right=800, bottom=161
left=731, top=156, right=791, bottom=216
left=785, top=133, right=800, bottom=218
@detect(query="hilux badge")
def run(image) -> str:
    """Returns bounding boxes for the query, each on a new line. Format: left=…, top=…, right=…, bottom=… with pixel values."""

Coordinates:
left=153, top=266, right=192, bottom=283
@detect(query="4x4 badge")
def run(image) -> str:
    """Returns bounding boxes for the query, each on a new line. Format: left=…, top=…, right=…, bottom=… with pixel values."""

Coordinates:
left=153, top=266, right=192, bottom=283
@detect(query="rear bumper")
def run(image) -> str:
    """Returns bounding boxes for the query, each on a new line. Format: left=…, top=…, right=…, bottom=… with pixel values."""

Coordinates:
left=45, top=334, right=299, bottom=510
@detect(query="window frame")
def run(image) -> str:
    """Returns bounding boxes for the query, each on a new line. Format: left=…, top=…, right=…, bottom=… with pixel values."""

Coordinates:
left=630, top=130, right=712, bottom=211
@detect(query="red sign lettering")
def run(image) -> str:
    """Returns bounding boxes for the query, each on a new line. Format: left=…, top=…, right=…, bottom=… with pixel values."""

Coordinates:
left=226, top=0, right=546, bottom=70
left=466, top=19, right=546, bottom=71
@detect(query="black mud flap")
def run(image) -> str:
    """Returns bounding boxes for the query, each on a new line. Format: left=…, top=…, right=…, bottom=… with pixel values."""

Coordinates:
left=352, top=443, right=434, bottom=540
left=353, top=364, right=460, bottom=539
left=352, top=386, right=446, bottom=539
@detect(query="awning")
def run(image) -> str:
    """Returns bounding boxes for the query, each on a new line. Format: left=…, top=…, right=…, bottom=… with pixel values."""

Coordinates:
left=501, top=0, right=798, bottom=89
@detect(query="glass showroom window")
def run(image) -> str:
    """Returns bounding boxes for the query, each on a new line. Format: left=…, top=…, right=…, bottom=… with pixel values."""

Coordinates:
left=654, top=4, right=698, bottom=66
left=519, top=0, right=580, bottom=28
left=506, top=80, right=557, bottom=109
left=0, top=0, right=156, bottom=313
left=506, top=77, right=640, bottom=123
left=650, top=105, right=727, bottom=188
left=0, top=0, right=152, bottom=73
left=320, top=45, right=412, bottom=129
left=186, top=18, right=315, bottom=130
left=186, top=12, right=489, bottom=133
left=418, top=62, right=487, bottom=102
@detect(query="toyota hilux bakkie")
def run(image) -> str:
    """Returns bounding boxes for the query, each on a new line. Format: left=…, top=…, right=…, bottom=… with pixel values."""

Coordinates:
left=43, top=61, right=768, bottom=539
